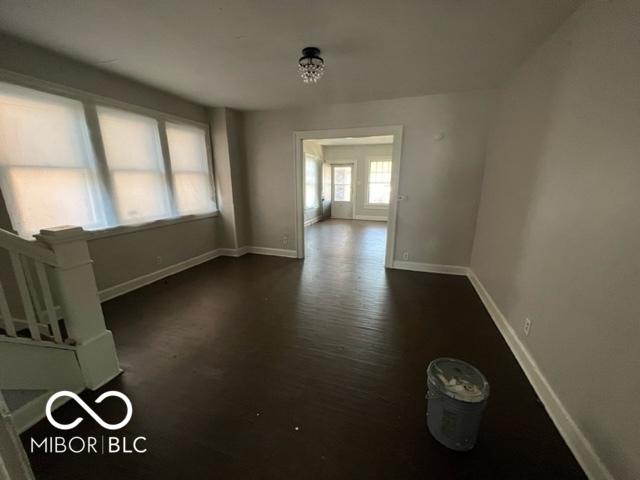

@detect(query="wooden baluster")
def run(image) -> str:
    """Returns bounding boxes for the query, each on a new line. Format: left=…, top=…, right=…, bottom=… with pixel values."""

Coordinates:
left=20, top=255, right=45, bottom=325
left=35, top=262, right=63, bottom=344
left=9, top=252, right=41, bottom=341
left=0, top=279, right=16, bottom=337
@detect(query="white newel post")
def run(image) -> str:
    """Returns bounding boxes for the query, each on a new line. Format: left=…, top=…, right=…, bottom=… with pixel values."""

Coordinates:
left=35, top=226, right=121, bottom=390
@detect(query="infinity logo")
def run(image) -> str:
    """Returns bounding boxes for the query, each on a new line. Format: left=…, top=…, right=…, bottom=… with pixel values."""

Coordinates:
left=45, top=391, right=133, bottom=431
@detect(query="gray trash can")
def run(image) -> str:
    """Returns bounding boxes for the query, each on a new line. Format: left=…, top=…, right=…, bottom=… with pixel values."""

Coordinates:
left=426, top=357, right=490, bottom=451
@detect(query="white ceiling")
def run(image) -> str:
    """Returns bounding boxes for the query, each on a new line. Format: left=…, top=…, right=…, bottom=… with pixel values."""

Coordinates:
left=312, top=136, right=393, bottom=146
left=0, top=0, right=582, bottom=110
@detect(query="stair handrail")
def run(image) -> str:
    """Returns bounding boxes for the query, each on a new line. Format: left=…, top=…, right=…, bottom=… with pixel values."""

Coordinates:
left=0, top=227, right=58, bottom=266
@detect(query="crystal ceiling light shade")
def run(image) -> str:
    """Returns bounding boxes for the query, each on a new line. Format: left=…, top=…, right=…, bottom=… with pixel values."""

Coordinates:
left=298, top=47, right=325, bottom=84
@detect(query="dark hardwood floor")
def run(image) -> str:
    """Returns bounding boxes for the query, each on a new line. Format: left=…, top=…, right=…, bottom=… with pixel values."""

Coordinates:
left=23, top=220, right=585, bottom=479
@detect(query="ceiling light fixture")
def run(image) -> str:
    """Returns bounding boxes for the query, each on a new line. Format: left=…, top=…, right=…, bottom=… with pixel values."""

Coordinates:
left=298, top=47, right=325, bottom=84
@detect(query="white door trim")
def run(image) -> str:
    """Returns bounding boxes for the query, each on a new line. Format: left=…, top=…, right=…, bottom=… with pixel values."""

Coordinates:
left=293, top=125, right=404, bottom=267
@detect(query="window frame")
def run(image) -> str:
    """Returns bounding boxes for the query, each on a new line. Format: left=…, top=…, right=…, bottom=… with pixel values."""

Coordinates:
left=0, top=85, right=108, bottom=236
left=365, top=156, right=392, bottom=208
left=0, top=71, right=217, bottom=238
left=164, top=121, right=217, bottom=217
left=96, top=106, right=174, bottom=225
left=331, top=163, right=353, bottom=203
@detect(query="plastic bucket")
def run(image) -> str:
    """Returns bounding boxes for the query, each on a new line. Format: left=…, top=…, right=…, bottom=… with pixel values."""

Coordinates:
left=426, top=358, right=489, bottom=451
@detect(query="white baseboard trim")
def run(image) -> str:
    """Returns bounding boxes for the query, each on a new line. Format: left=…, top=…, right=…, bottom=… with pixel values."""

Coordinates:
left=245, top=246, right=298, bottom=258
left=215, top=247, right=247, bottom=257
left=98, top=245, right=297, bottom=302
left=391, top=260, right=469, bottom=276
left=467, top=269, right=613, bottom=480
left=354, top=215, right=387, bottom=221
left=304, top=215, right=322, bottom=227
left=98, top=248, right=228, bottom=302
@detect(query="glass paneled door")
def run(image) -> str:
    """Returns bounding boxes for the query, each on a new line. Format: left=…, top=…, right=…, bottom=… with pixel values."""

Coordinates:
left=331, top=164, right=354, bottom=219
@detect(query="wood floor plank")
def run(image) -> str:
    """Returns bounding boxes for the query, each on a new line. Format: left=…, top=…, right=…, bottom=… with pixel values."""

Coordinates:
left=23, top=220, right=585, bottom=479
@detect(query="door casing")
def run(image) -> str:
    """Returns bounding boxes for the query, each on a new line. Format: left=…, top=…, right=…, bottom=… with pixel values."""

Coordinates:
left=293, top=125, right=404, bottom=268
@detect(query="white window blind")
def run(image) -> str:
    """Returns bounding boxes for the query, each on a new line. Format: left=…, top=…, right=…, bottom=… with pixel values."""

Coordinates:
left=97, top=107, right=172, bottom=224
left=367, top=159, right=392, bottom=205
left=0, top=81, right=217, bottom=237
left=304, top=155, right=319, bottom=209
left=0, top=82, right=105, bottom=236
left=333, top=166, right=352, bottom=202
left=166, top=123, right=215, bottom=215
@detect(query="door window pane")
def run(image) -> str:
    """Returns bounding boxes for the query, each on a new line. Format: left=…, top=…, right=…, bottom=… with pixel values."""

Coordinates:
left=333, top=166, right=352, bottom=202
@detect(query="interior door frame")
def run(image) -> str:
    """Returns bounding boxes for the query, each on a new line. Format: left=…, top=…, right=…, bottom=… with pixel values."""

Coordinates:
left=329, top=161, right=356, bottom=219
left=293, top=125, right=404, bottom=268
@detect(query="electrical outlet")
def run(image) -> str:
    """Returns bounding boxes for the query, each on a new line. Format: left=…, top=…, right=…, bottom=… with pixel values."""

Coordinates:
left=282, top=234, right=289, bottom=246
left=524, top=318, right=532, bottom=336
left=155, top=256, right=162, bottom=266
left=402, top=251, right=409, bottom=261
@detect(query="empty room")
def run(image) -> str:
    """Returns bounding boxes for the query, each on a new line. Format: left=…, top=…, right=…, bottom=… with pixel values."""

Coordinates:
left=0, top=1, right=638, bottom=479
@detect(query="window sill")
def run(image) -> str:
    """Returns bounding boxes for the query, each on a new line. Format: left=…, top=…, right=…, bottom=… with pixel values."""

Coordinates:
left=83, top=211, right=219, bottom=240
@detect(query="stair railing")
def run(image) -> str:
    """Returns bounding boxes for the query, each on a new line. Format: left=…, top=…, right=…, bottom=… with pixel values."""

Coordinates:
left=0, top=225, right=120, bottom=390
left=0, top=228, right=62, bottom=343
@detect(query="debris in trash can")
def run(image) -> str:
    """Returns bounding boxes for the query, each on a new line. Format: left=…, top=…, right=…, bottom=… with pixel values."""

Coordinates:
left=426, top=357, right=490, bottom=451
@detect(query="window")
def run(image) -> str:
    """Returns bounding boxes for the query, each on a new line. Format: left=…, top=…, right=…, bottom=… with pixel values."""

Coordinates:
left=0, top=82, right=106, bottom=236
left=0, top=81, right=217, bottom=237
left=166, top=123, right=215, bottom=215
left=98, top=107, right=171, bottom=224
left=304, top=154, right=319, bottom=209
left=367, top=159, right=392, bottom=205
left=333, top=165, right=352, bottom=202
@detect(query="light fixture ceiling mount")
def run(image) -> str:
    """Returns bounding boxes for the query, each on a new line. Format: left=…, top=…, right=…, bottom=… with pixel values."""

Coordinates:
left=298, top=47, right=325, bottom=84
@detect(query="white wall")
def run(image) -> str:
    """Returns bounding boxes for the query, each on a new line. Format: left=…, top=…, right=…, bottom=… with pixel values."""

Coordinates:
left=87, top=217, right=220, bottom=291
left=471, top=1, right=640, bottom=478
left=0, top=33, right=207, bottom=123
left=223, top=108, right=251, bottom=248
left=242, top=91, right=496, bottom=265
left=211, top=107, right=248, bottom=249
left=324, top=144, right=392, bottom=220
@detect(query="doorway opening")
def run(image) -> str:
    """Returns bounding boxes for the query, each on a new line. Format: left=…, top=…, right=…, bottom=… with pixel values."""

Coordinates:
left=294, top=126, right=403, bottom=267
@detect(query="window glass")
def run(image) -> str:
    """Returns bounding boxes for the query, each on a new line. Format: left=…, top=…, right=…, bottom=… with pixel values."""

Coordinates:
left=166, top=123, right=215, bottom=215
left=0, top=82, right=217, bottom=237
left=0, top=82, right=105, bottom=236
left=304, top=155, right=319, bottom=209
left=97, top=107, right=171, bottom=224
left=367, top=159, right=392, bottom=204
